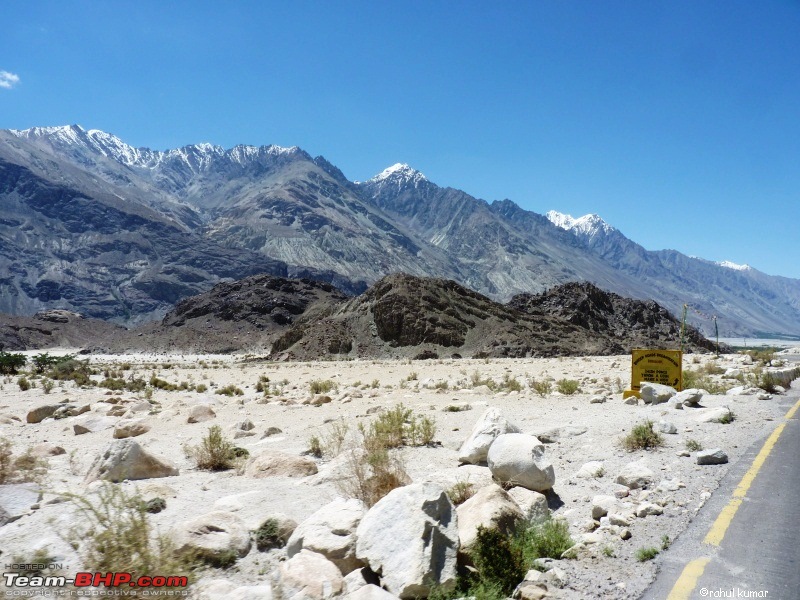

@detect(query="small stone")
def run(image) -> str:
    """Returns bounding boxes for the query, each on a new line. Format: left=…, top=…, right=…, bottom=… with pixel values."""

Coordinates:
left=696, top=448, right=729, bottom=465
left=187, top=404, right=216, bottom=423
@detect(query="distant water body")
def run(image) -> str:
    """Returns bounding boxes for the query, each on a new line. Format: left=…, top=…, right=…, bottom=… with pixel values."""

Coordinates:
left=719, top=337, right=800, bottom=349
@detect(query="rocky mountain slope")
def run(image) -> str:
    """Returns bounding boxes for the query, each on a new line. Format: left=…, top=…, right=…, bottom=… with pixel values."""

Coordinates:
left=2, top=125, right=799, bottom=336
left=85, top=274, right=715, bottom=358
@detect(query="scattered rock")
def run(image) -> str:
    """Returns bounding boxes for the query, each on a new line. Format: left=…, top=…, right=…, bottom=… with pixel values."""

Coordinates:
left=640, top=383, right=677, bottom=405
left=506, top=487, right=550, bottom=523
left=655, top=420, right=677, bottom=434
left=26, top=404, right=60, bottom=424
left=172, top=511, right=252, bottom=563
left=355, top=483, right=458, bottom=598
left=287, top=497, right=367, bottom=575
left=85, top=439, right=179, bottom=482
left=30, top=443, right=66, bottom=457
left=276, top=549, right=344, bottom=600
left=697, top=448, right=729, bottom=465
left=575, top=461, right=605, bottom=478
left=694, top=406, right=734, bottom=424
left=591, top=495, right=617, bottom=520
left=615, top=461, right=654, bottom=489
left=456, top=484, right=524, bottom=555
left=244, top=451, right=318, bottom=478
left=457, top=407, right=519, bottom=465
left=113, top=418, right=151, bottom=439
left=674, top=389, right=703, bottom=407
left=589, top=396, right=606, bottom=404
left=187, top=404, right=217, bottom=423
left=487, top=433, right=556, bottom=492
left=634, top=502, right=664, bottom=517
left=534, top=425, right=588, bottom=443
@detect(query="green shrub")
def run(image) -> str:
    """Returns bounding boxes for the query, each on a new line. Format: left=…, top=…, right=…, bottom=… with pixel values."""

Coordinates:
left=556, top=379, right=580, bottom=395
left=17, top=377, right=31, bottom=391
left=47, top=359, right=94, bottom=386
left=67, top=485, right=194, bottom=583
left=41, top=378, right=54, bottom=394
left=189, top=425, right=240, bottom=471
left=141, top=497, right=167, bottom=514
left=471, top=525, right=526, bottom=595
left=254, top=518, right=284, bottom=551
left=309, top=379, right=335, bottom=394
left=529, top=378, right=553, bottom=396
left=516, top=518, right=574, bottom=563
left=32, top=352, right=74, bottom=374
left=636, top=546, right=660, bottom=562
left=307, top=435, right=323, bottom=458
left=622, top=420, right=664, bottom=451
left=446, top=480, right=475, bottom=505
left=99, top=377, right=127, bottom=391
left=0, top=351, right=27, bottom=375
left=685, top=439, right=703, bottom=452
left=215, top=384, right=243, bottom=396
left=195, top=383, right=208, bottom=393
left=149, top=376, right=178, bottom=391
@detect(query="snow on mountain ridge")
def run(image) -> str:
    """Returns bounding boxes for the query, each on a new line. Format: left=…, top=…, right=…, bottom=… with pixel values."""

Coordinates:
left=367, top=163, right=428, bottom=187
left=717, top=260, right=752, bottom=272
left=546, top=210, right=615, bottom=237
left=9, top=124, right=300, bottom=171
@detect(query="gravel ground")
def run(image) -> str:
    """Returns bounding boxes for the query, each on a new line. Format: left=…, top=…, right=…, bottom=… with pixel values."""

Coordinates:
left=0, top=350, right=796, bottom=599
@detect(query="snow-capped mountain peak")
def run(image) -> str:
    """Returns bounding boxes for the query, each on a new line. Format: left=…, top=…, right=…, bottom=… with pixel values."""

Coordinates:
left=546, top=210, right=615, bottom=237
left=368, top=163, right=428, bottom=187
left=717, top=260, right=752, bottom=272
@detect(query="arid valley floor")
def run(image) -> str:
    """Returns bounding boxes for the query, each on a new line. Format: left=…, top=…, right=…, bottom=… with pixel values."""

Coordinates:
left=1, top=350, right=798, bottom=599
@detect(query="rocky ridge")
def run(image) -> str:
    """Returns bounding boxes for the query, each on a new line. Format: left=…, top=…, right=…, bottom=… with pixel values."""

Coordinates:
left=2, top=125, right=800, bottom=336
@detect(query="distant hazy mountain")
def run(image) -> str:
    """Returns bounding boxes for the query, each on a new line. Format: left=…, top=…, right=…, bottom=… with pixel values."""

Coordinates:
left=1, top=124, right=799, bottom=336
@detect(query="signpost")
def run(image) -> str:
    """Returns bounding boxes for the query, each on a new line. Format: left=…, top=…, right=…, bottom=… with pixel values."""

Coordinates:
left=623, top=349, right=683, bottom=399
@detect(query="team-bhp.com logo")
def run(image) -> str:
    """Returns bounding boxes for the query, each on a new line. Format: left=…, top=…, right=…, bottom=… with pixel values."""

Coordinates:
left=3, top=570, right=189, bottom=596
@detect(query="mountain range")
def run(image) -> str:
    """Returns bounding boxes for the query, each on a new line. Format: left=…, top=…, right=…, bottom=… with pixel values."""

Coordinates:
left=1, top=124, right=799, bottom=337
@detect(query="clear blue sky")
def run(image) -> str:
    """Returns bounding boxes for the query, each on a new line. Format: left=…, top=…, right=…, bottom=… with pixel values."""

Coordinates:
left=2, top=1, right=799, bottom=278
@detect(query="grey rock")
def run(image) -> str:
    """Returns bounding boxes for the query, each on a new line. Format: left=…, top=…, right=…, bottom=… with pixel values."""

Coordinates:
left=697, top=448, right=729, bottom=465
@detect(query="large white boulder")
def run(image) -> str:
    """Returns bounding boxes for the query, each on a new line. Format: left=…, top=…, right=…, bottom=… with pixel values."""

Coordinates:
left=171, top=511, right=251, bottom=563
left=287, top=498, right=367, bottom=574
left=457, top=407, right=519, bottom=465
left=487, top=433, right=555, bottom=492
left=694, top=406, right=734, bottom=424
left=640, top=383, right=677, bottom=405
left=244, top=450, right=318, bottom=478
left=506, top=487, right=550, bottom=523
left=85, top=439, right=178, bottom=482
left=615, top=460, right=655, bottom=489
left=276, top=550, right=344, bottom=600
left=456, top=484, right=523, bottom=555
left=355, top=483, right=458, bottom=599
left=673, top=388, right=703, bottom=407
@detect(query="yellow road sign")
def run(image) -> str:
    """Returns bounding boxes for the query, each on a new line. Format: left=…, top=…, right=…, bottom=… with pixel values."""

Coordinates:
left=624, top=349, right=683, bottom=398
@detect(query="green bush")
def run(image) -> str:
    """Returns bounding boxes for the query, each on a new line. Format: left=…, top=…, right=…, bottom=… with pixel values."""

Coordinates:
left=215, top=384, right=244, bottom=396
left=0, top=352, right=27, bottom=375
left=529, top=378, right=553, bottom=396
left=47, top=358, right=94, bottom=386
left=471, top=525, right=526, bottom=595
left=636, top=546, right=659, bottom=562
left=556, top=379, right=580, bottom=395
left=254, top=518, right=284, bottom=551
left=685, top=439, right=703, bottom=452
left=446, top=480, right=476, bottom=505
left=309, top=379, right=336, bottom=394
left=149, top=376, right=178, bottom=391
left=622, top=420, right=664, bottom=451
left=32, top=353, right=74, bottom=374
left=189, top=425, right=241, bottom=471
left=18, top=377, right=31, bottom=391
left=67, top=485, right=194, bottom=582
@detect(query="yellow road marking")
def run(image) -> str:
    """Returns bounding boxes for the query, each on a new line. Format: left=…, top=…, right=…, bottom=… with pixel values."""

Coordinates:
left=665, top=395, right=800, bottom=597
left=666, top=558, right=711, bottom=600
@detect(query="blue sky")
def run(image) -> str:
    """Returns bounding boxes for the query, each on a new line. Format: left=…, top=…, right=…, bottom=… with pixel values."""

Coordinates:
left=2, top=1, right=799, bottom=278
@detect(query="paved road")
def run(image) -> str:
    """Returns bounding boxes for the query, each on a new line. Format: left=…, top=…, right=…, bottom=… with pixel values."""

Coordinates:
left=642, top=385, right=800, bottom=600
